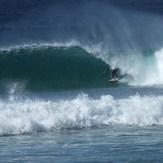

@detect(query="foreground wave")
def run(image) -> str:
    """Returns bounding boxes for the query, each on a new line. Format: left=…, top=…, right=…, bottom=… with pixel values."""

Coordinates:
left=0, top=93, right=163, bottom=136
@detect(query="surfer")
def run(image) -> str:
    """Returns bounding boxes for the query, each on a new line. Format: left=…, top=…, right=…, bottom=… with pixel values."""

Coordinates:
left=111, top=68, right=119, bottom=79
left=104, top=67, right=119, bottom=79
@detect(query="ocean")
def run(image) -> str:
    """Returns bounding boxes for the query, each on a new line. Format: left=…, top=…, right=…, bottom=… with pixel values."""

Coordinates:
left=1, top=0, right=163, bottom=162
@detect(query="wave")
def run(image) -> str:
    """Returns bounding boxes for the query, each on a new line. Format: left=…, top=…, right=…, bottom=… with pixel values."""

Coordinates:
left=0, top=43, right=110, bottom=92
left=111, top=48, right=163, bottom=86
left=1, top=42, right=163, bottom=93
left=0, top=93, right=163, bottom=136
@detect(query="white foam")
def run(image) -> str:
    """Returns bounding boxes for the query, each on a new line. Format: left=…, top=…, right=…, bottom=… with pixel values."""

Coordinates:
left=129, top=48, right=163, bottom=86
left=0, top=93, right=163, bottom=136
left=79, top=45, right=163, bottom=86
left=154, top=48, right=163, bottom=83
left=0, top=40, right=81, bottom=52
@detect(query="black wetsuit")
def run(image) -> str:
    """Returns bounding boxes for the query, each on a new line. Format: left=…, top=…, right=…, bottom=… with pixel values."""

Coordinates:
left=111, top=68, right=119, bottom=78
left=104, top=67, right=119, bottom=78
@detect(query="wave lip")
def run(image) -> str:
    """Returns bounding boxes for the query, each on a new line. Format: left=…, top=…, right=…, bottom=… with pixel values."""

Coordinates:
left=0, top=94, right=163, bottom=136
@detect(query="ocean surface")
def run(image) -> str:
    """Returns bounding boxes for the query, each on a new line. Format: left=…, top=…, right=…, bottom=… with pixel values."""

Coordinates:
left=1, top=0, right=163, bottom=162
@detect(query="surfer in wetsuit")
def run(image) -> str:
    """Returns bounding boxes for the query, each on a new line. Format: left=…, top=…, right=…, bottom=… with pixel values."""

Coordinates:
left=111, top=68, right=119, bottom=79
left=104, top=67, right=119, bottom=79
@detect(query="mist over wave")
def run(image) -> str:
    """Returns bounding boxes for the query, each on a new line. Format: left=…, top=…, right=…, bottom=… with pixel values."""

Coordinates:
left=0, top=93, right=163, bottom=136
left=1, top=42, right=163, bottom=91
left=1, top=0, right=163, bottom=50
left=1, top=0, right=163, bottom=89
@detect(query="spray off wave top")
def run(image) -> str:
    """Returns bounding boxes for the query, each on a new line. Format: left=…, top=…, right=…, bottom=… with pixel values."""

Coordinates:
left=1, top=43, right=163, bottom=92
left=1, top=0, right=163, bottom=89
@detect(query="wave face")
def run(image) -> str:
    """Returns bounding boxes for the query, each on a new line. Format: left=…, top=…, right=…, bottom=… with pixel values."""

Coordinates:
left=0, top=93, right=163, bottom=136
left=1, top=43, right=163, bottom=93
left=0, top=45, right=108, bottom=92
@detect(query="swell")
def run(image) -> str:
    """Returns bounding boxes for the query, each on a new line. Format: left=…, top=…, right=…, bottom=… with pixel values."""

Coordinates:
left=0, top=45, right=110, bottom=92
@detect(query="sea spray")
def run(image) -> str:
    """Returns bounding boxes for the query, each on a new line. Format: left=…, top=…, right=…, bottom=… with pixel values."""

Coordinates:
left=1, top=43, right=163, bottom=90
left=154, top=48, right=163, bottom=83
left=0, top=93, right=163, bottom=136
left=127, top=48, right=163, bottom=86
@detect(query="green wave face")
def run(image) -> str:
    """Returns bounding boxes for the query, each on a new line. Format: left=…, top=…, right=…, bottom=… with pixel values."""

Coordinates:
left=0, top=45, right=111, bottom=92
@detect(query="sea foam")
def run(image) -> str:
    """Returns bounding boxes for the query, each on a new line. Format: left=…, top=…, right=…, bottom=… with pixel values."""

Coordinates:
left=0, top=93, right=163, bottom=136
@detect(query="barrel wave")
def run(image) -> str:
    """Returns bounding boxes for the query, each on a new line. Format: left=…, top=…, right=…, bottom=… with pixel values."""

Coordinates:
left=1, top=43, right=163, bottom=93
left=1, top=0, right=163, bottom=92
left=0, top=44, right=109, bottom=92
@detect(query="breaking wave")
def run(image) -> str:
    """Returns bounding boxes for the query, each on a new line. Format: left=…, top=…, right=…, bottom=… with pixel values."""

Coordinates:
left=0, top=43, right=108, bottom=92
left=1, top=0, right=163, bottom=91
left=0, top=93, right=163, bottom=136
left=0, top=43, right=163, bottom=93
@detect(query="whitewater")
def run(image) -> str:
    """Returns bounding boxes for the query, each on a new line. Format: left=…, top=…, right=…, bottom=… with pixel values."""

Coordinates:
left=1, top=90, right=163, bottom=136
left=1, top=87, right=163, bottom=162
left=1, top=0, right=163, bottom=162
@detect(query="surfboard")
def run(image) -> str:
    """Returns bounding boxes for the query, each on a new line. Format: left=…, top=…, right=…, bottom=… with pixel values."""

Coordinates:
left=109, top=77, right=120, bottom=82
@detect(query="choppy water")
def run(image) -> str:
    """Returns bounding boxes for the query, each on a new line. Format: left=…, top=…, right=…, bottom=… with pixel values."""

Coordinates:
left=0, top=87, right=163, bottom=162
left=1, top=126, right=163, bottom=163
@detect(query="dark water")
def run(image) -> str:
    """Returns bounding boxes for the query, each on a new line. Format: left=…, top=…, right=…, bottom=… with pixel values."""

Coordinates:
left=1, top=126, right=163, bottom=163
left=1, top=0, right=163, bottom=162
left=0, top=45, right=107, bottom=92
